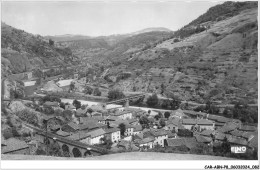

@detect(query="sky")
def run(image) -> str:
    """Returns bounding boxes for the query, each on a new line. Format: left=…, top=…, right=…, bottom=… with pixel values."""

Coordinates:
left=1, top=1, right=223, bottom=37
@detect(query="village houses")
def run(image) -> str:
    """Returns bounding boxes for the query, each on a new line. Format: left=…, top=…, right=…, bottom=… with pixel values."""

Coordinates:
left=104, top=128, right=121, bottom=143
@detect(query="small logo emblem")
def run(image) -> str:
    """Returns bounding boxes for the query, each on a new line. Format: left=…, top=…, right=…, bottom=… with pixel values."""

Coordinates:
left=231, top=146, right=247, bottom=153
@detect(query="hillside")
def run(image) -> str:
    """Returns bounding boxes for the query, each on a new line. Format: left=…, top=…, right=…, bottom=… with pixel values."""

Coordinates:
left=1, top=22, right=79, bottom=77
left=100, top=2, right=258, bottom=105
left=45, top=34, right=91, bottom=42
left=57, top=30, right=174, bottom=66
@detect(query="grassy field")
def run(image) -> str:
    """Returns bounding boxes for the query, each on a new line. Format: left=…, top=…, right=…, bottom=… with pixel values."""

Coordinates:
left=2, top=152, right=236, bottom=160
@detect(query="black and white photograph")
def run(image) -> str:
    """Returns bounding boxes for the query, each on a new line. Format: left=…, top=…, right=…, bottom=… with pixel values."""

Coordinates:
left=0, top=0, right=259, bottom=169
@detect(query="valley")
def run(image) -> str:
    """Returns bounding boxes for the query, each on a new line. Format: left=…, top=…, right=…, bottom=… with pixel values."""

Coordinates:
left=1, top=1, right=258, bottom=162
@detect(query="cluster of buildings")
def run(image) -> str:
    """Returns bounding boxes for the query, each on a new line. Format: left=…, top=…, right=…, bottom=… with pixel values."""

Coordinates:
left=40, top=102, right=259, bottom=154
left=1, top=99, right=258, bottom=156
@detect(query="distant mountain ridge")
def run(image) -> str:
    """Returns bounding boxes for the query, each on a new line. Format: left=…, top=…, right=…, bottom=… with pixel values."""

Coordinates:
left=129, top=27, right=172, bottom=36
left=45, top=27, right=172, bottom=42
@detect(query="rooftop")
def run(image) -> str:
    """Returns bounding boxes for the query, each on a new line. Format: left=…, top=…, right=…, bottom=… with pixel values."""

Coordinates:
left=183, top=137, right=198, bottom=149
left=66, top=122, right=79, bottom=130
left=150, top=129, right=168, bottom=137
left=241, top=132, right=255, bottom=139
left=105, top=115, right=121, bottom=121
left=215, top=132, right=226, bottom=141
left=195, top=135, right=212, bottom=143
left=80, top=121, right=106, bottom=130
left=133, top=125, right=143, bottom=132
left=218, top=123, right=238, bottom=133
left=139, top=137, right=155, bottom=144
left=172, top=109, right=184, bottom=117
left=230, top=130, right=244, bottom=137
left=228, top=137, right=248, bottom=146
left=127, top=118, right=138, bottom=124
left=165, top=138, right=185, bottom=147
left=207, top=114, right=231, bottom=123
left=238, top=125, right=257, bottom=132
left=200, top=129, right=214, bottom=137
left=104, top=127, right=120, bottom=134
left=56, top=130, right=70, bottom=137
left=248, top=134, right=258, bottom=148
left=166, top=131, right=176, bottom=138
left=86, top=128, right=106, bottom=138
left=166, top=118, right=180, bottom=126
left=1, top=138, right=28, bottom=154
left=110, top=110, right=132, bottom=116
left=182, top=119, right=214, bottom=125
left=67, top=132, right=90, bottom=141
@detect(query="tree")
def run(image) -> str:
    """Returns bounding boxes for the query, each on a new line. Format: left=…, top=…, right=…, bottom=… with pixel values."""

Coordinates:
left=169, top=96, right=181, bottom=110
left=35, top=148, right=46, bottom=155
left=161, top=83, right=165, bottom=94
left=161, top=100, right=170, bottom=109
left=177, top=129, right=193, bottom=137
left=12, top=127, right=20, bottom=137
left=164, top=112, right=171, bottom=119
left=154, top=115, right=160, bottom=120
left=3, top=129, right=13, bottom=139
left=87, top=108, right=93, bottom=114
left=118, top=123, right=126, bottom=136
left=60, top=102, right=65, bottom=110
left=49, top=141, right=61, bottom=156
left=44, top=106, right=54, bottom=115
left=139, top=115, right=150, bottom=128
left=223, top=108, right=229, bottom=116
left=84, top=86, right=93, bottom=95
left=93, top=88, right=101, bottom=96
left=10, top=88, right=24, bottom=99
left=69, top=82, right=75, bottom=92
left=73, top=100, right=81, bottom=109
left=108, top=89, right=125, bottom=101
left=159, top=119, right=166, bottom=127
left=146, top=94, right=158, bottom=107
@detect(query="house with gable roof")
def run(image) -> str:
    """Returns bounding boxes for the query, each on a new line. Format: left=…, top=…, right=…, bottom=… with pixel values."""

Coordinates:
left=182, top=119, right=215, bottom=131
left=110, top=110, right=133, bottom=120
left=238, top=125, right=257, bottom=132
left=125, top=124, right=134, bottom=136
left=144, top=129, right=168, bottom=147
left=171, top=109, right=185, bottom=119
left=104, top=127, right=121, bottom=143
left=66, top=131, right=91, bottom=144
left=133, top=125, right=143, bottom=135
left=164, top=118, right=182, bottom=132
left=86, top=128, right=106, bottom=145
left=61, top=122, right=79, bottom=133
left=138, top=137, right=155, bottom=149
